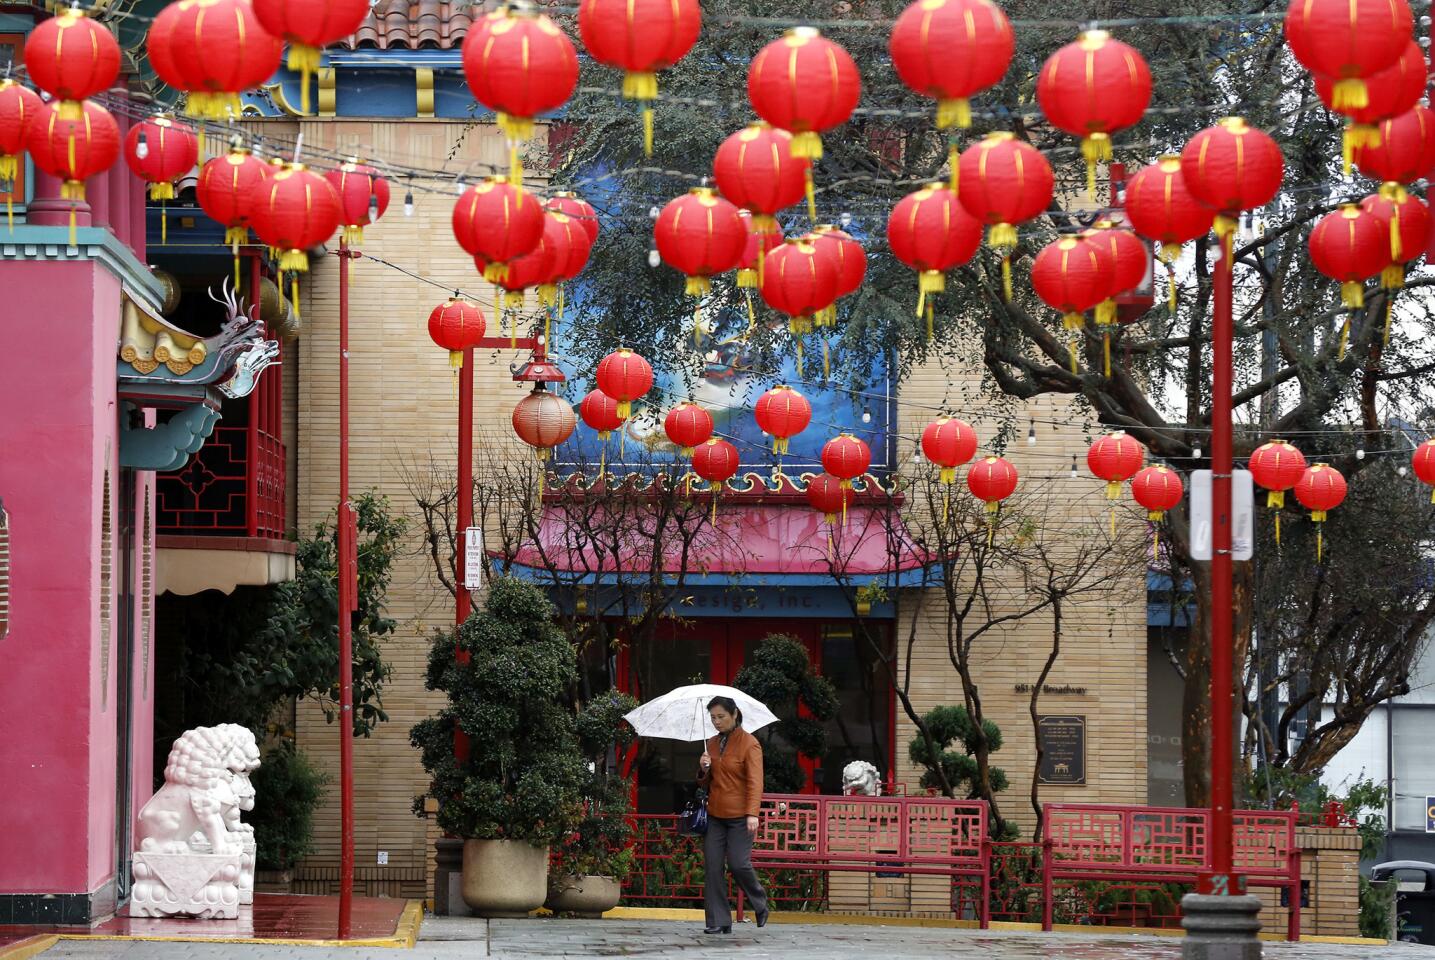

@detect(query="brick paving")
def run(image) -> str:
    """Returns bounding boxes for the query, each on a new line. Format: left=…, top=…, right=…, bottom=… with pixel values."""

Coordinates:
left=21, top=916, right=1435, bottom=959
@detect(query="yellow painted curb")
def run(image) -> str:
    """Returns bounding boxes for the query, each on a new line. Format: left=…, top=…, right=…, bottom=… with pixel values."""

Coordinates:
left=0, top=936, right=59, bottom=960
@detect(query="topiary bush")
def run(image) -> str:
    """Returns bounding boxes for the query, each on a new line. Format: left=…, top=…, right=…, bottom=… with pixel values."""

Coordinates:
left=249, top=740, right=329, bottom=871
left=410, top=576, right=588, bottom=846
left=734, top=633, right=839, bottom=793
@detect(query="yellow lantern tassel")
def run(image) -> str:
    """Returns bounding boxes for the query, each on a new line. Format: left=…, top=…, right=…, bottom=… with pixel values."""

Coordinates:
left=1340, top=282, right=1364, bottom=309
left=936, top=98, right=972, bottom=129
left=942, top=488, right=950, bottom=525
left=1338, top=315, right=1350, bottom=360
left=745, top=289, right=756, bottom=329
left=791, top=131, right=823, bottom=160
left=796, top=339, right=804, bottom=378
left=948, top=142, right=960, bottom=193
left=711, top=488, right=719, bottom=526
left=599, top=443, right=607, bottom=482
left=1110, top=504, right=1117, bottom=538
left=823, top=339, right=830, bottom=380
left=68, top=206, right=76, bottom=248
left=1331, top=78, right=1369, bottom=111
left=292, top=274, right=301, bottom=321
left=1166, top=262, right=1178, bottom=313
left=1384, top=297, right=1394, bottom=346
left=1274, top=510, right=1282, bottom=548
left=1063, top=313, right=1084, bottom=373
left=805, top=167, right=817, bottom=223
left=1104, top=332, right=1112, bottom=378
left=643, top=107, right=654, bottom=157
left=927, top=300, right=935, bottom=343
left=161, top=201, right=168, bottom=246
left=1316, top=524, right=1323, bottom=564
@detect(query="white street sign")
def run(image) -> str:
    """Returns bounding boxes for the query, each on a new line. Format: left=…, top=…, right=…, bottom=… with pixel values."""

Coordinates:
left=1189, top=469, right=1254, bottom=561
left=464, top=527, right=484, bottom=591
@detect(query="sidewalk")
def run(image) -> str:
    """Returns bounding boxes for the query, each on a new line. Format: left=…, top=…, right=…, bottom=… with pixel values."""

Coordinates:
left=15, top=915, right=1435, bottom=959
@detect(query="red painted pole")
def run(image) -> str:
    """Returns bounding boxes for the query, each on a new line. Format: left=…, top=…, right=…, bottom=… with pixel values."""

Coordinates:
left=337, top=238, right=356, bottom=937
left=1208, top=229, right=1236, bottom=888
left=454, top=350, right=474, bottom=764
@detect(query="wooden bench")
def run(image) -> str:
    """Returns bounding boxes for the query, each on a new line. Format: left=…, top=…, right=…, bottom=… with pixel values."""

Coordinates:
left=1041, top=803, right=1301, bottom=940
left=744, top=793, right=991, bottom=926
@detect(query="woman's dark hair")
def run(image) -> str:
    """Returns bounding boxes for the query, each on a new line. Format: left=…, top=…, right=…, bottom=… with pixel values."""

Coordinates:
left=707, top=696, right=743, bottom=726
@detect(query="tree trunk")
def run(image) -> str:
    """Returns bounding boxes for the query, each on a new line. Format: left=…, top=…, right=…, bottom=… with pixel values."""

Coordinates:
left=1030, top=599, right=1062, bottom=840
left=1183, top=563, right=1212, bottom=808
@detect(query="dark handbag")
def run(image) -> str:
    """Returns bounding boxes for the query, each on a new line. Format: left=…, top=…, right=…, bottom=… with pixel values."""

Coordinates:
left=678, top=789, right=709, bottom=836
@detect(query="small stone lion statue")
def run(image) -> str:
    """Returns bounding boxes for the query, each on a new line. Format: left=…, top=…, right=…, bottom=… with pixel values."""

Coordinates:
left=841, top=760, right=882, bottom=796
left=132, top=725, right=261, bottom=919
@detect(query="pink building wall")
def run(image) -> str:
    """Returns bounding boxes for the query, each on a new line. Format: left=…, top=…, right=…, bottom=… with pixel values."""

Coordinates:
left=0, top=258, right=152, bottom=905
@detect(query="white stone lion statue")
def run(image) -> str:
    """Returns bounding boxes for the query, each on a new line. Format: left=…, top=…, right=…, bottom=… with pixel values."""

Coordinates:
left=132, top=725, right=261, bottom=919
left=841, top=760, right=882, bottom=796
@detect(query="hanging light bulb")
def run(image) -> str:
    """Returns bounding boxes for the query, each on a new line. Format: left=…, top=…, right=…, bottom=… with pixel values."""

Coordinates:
left=839, top=211, right=853, bottom=229
left=1070, top=454, right=1079, bottom=479
left=455, top=178, right=466, bottom=196
left=135, top=131, right=149, bottom=160
left=1399, top=465, right=1410, bottom=476
left=862, top=408, right=872, bottom=424
left=649, top=205, right=660, bottom=219
left=404, top=191, right=415, bottom=217
left=368, top=193, right=380, bottom=225
left=1193, top=445, right=1203, bottom=459
left=648, top=248, right=661, bottom=268
left=1356, top=448, right=1366, bottom=460
left=1027, top=420, right=1037, bottom=445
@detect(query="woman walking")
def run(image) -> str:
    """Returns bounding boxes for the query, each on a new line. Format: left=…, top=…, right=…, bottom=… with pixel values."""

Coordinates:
left=696, top=695, right=769, bottom=935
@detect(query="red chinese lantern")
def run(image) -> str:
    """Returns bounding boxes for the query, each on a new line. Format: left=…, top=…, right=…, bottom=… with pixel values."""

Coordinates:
left=595, top=349, right=654, bottom=419
left=577, top=0, right=700, bottom=154
left=654, top=187, right=748, bottom=296
left=1360, top=185, right=1430, bottom=289
left=1308, top=204, right=1389, bottom=310
left=249, top=163, right=340, bottom=274
left=124, top=115, right=199, bottom=247
left=461, top=6, right=578, bottom=178
left=761, top=237, right=841, bottom=337
left=252, top=0, right=372, bottom=116
left=539, top=210, right=594, bottom=307
left=1249, top=438, right=1307, bottom=544
left=0, top=80, right=40, bottom=227
left=1036, top=30, right=1152, bottom=195
left=1411, top=439, right=1435, bottom=501
left=806, top=472, right=856, bottom=525
left=325, top=161, right=389, bottom=246
left=512, top=386, right=577, bottom=460
left=692, top=438, right=740, bottom=486
left=957, top=132, right=1054, bottom=296
left=1353, top=106, right=1435, bottom=185
left=664, top=402, right=714, bottom=457
left=23, top=8, right=120, bottom=116
left=809, top=226, right=865, bottom=302
left=1179, top=118, right=1284, bottom=236
left=1293, top=463, right=1347, bottom=561
left=889, top=0, right=1013, bottom=130
left=124, top=116, right=198, bottom=201
left=967, top=455, right=1019, bottom=514
left=480, top=210, right=574, bottom=310
left=453, top=177, right=545, bottom=282
left=1083, top=222, right=1150, bottom=373
left=1131, top=465, right=1184, bottom=520
left=713, top=123, right=809, bottom=229
left=1123, top=156, right=1215, bottom=310
left=888, top=183, right=984, bottom=323
left=736, top=211, right=783, bottom=289
left=921, top=417, right=978, bottom=483
left=1087, top=431, right=1146, bottom=499
left=146, top=0, right=284, bottom=120
left=754, top=385, right=812, bottom=455
left=1030, top=235, right=1114, bottom=372
left=747, top=27, right=861, bottom=160
left=821, top=434, right=872, bottom=489
left=198, top=144, right=270, bottom=281
left=580, top=389, right=625, bottom=441
left=249, top=163, right=341, bottom=319
left=1285, top=0, right=1412, bottom=109
left=26, top=99, right=119, bottom=244
left=1315, top=41, right=1427, bottom=169
left=1248, top=439, right=1308, bottom=509
left=427, top=297, right=487, bottom=368
left=546, top=192, right=599, bottom=245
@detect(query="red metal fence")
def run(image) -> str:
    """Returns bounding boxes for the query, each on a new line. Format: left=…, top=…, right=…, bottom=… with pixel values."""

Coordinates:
left=616, top=798, right=1313, bottom=938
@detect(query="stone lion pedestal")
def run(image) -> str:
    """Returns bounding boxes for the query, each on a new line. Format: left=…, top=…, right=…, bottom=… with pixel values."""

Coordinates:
left=131, top=724, right=261, bottom=920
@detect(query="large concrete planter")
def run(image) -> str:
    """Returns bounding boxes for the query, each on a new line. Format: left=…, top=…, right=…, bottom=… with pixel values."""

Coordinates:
left=461, top=839, right=550, bottom=918
left=545, top=874, right=621, bottom=918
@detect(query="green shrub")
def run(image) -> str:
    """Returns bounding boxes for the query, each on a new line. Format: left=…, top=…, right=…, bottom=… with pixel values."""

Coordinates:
left=249, top=740, right=329, bottom=871
left=734, top=634, right=839, bottom=793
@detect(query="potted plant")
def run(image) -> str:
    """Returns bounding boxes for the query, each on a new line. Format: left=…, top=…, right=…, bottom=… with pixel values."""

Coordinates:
left=411, top=577, right=587, bottom=918
left=249, top=739, right=329, bottom=893
left=547, top=690, right=639, bottom=917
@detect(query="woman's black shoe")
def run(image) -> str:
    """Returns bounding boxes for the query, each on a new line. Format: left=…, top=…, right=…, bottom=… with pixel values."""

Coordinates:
left=703, top=926, right=732, bottom=935
left=756, top=908, right=769, bottom=928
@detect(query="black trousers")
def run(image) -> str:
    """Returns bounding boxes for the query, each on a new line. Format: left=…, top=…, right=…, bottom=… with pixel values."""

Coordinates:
left=703, top=815, right=768, bottom=928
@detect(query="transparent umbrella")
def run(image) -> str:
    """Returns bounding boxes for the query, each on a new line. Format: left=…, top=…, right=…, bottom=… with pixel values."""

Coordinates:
left=622, top=683, right=778, bottom=750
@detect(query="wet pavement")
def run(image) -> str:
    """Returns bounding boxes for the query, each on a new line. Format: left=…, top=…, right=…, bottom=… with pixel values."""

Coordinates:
left=20, top=914, right=1435, bottom=958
